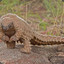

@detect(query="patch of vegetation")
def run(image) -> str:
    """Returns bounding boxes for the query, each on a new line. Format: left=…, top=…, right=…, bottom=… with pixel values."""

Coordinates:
left=43, top=0, right=63, bottom=24
left=39, top=21, right=49, bottom=31
left=47, top=32, right=54, bottom=36
left=28, top=12, right=42, bottom=21
left=0, top=0, right=21, bottom=16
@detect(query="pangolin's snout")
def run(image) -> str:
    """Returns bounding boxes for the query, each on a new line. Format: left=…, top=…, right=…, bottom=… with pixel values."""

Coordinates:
left=3, top=26, right=7, bottom=30
left=2, top=25, right=9, bottom=31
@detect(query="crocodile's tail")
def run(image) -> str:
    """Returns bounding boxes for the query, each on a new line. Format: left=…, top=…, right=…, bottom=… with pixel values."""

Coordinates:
left=30, top=33, right=64, bottom=45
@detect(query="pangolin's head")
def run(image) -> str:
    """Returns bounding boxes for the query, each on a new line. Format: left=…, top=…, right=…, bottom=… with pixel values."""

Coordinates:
left=1, top=17, right=14, bottom=31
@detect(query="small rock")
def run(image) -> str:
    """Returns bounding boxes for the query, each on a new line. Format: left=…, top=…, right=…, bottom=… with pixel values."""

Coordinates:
left=49, top=56, right=64, bottom=64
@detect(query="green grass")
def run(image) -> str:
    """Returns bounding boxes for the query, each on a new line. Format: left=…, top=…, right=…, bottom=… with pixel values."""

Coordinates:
left=39, top=21, right=49, bottom=31
left=43, top=0, right=63, bottom=25
left=28, top=12, right=42, bottom=22
left=43, top=0, right=63, bottom=17
left=0, top=0, right=21, bottom=15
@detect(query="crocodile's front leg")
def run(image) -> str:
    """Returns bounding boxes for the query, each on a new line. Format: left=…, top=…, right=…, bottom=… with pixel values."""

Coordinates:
left=20, top=37, right=31, bottom=53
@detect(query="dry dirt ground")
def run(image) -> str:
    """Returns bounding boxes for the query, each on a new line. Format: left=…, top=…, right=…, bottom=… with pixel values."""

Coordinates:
left=0, top=42, right=64, bottom=64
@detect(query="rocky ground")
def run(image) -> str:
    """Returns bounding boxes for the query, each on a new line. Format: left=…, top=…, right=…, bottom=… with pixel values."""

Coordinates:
left=0, top=42, right=64, bottom=64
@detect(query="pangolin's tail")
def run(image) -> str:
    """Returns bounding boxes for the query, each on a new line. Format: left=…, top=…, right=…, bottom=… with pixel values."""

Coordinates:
left=30, top=32, right=64, bottom=45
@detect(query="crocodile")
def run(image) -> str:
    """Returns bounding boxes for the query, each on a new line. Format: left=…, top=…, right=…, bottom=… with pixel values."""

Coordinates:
left=0, top=13, right=64, bottom=53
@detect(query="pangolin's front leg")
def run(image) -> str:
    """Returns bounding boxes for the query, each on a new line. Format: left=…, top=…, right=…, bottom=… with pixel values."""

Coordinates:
left=20, top=37, right=31, bottom=53
left=2, top=35, right=9, bottom=42
left=5, top=41, right=15, bottom=49
left=2, top=35, right=15, bottom=49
